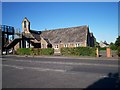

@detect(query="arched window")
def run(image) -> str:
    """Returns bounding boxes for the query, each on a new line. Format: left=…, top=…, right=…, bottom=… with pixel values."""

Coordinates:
left=24, top=21, right=26, bottom=28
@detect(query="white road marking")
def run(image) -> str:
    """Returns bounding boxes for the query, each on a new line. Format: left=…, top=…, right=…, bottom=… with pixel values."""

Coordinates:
left=3, top=64, right=66, bottom=72
left=3, top=59, right=118, bottom=67
left=3, top=64, right=24, bottom=69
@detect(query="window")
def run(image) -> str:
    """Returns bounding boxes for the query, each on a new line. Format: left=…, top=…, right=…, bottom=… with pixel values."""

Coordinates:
left=24, top=21, right=26, bottom=28
left=64, top=44, right=68, bottom=47
left=42, top=44, right=45, bottom=48
left=55, top=45, right=59, bottom=48
left=57, top=45, right=58, bottom=48
left=76, top=43, right=80, bottom=47
left=76, top=44, right=77, bottom=47
left=64, top=44, right=66, bottom=47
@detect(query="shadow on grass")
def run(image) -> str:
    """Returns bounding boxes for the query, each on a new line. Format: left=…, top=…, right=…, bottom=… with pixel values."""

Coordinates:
left=85, top=72, right=119, bottom=89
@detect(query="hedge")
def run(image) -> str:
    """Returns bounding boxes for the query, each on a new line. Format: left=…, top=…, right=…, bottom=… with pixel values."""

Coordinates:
left=16, top=48, right=32, bottom=55
left=99, top=47, right=106, bottom=50
left=61, top=47, right=96, bottom=57
left=16, top=48, right=54, bottom=55
left=99, top=47, right=117, bottom=50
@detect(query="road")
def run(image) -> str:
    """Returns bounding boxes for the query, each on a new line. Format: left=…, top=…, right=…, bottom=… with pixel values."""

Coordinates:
left=2, top=56, right=119, bottom=88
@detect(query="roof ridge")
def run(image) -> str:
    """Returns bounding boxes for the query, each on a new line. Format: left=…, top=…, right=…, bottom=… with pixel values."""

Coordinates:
left=42, top=25, right=88, bottom=32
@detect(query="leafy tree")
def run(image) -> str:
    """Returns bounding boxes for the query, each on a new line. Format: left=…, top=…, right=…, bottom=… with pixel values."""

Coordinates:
left=115, top=36, right=120, bottom=57
left=115, top=36, right=120, bottom=47
left=109, top=42, right=117, bottom=50
left=110, top=42, right=114, bottom=45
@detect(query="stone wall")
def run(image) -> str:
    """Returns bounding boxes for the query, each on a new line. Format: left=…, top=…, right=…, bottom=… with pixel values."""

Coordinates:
left=41, top=38, right=48, bottom=48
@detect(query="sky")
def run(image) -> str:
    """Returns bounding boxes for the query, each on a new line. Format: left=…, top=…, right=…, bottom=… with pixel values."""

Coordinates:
left=2, top=2, right=118, bottom=44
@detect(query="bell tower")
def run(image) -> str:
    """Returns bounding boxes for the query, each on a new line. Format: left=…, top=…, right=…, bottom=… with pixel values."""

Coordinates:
left=22, top=17, right=30, bottom=33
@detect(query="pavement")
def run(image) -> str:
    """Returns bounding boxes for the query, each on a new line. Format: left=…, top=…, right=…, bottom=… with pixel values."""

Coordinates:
left=2, top=54, right=119, bottom=60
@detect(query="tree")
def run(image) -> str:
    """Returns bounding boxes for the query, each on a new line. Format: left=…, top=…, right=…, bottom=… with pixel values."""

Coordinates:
left=110, top=42, right=114, bottom=45
left=115, top=36, right=120, bottom=57
left=115, top=36, right=120, bottom=47
left=109, top=42, right=117, bottom=50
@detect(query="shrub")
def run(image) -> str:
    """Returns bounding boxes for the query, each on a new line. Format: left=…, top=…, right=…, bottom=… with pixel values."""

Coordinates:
left=117, top=46, right=120, bottom=57
left=110, top=45, right=117, bottom=50
left=99, top=47, right=106, bottom=50
left=40, top=48, right=54, bottom=55
left=16, top=48, right=54, bottom=55
left=16, top=48, right=32, bottom=55
left=61, top=47, right=96, bottom=57
left=99, top=47, right=117, bottom=51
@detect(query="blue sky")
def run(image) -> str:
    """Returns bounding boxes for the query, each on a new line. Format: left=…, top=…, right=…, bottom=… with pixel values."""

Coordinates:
left=2, top=2, right=118, bottom=43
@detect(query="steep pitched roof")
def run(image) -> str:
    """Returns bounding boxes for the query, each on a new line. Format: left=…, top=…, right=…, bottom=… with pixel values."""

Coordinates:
left=22, top=17, right=30, bottom=23
left=30, top=30, right=41, bottom=41
left=40, top=25, right=88, bottom=44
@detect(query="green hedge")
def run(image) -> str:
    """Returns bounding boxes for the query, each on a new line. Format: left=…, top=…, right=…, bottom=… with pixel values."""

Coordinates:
left=99, top=47, right=106, bottom=50
left=16, top=48, right=32, bottom=55
left=16, top=48, right=54, bottom=55
left=61, top=47, right=96, bottom=57
left=99, top=47, right=117, bottom=50
left=41, top=48, right=54, bottom=55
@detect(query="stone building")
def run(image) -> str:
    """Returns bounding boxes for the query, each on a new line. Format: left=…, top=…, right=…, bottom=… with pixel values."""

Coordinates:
left=21, top=17, right=95, bottom=51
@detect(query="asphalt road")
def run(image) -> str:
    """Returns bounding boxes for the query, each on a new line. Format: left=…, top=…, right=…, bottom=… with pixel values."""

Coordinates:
left=2, top=56, right=119, bottom=88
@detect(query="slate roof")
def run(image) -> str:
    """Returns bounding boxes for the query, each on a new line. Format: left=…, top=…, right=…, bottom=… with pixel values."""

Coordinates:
left=30, top=30, right=41, bottom=41
left=22, top=30, right=41, bottom=42
left=40, top=25, right=88, bottom=44
left=22, top=32, right=34, bottom=39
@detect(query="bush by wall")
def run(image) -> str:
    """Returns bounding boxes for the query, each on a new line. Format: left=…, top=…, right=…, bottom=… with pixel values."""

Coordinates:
left=117, top=46, right=120, bottom=57
left=99, top=47, right=106, bottom=51
left=40, top=48, right=54, bottom=55
left=61, top=47, right=96, bottom=57
left=110, top=45, right=117, bottom=50
left=99, top=47, right=117, bottom=51
left=99, top=46, right=117, bottom=50
left=16, top=48, right=32, bottom=55
left=16, top=48, right=54, bottom=55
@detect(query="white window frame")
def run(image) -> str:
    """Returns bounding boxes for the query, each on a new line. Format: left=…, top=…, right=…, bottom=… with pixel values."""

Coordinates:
left=64, top=44, right=68, bottom=47
left=26, top=41, right=28, bottom=48
left=56, top=45, right=58, bottom=48
left=76, top=43, right=80, bottom=47
left=55, top=45, right=59, bottom=48
left=42, top=44, right=45, bottom=48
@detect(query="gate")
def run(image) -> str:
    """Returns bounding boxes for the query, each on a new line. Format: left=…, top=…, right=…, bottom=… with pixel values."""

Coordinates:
left=99, top=50, right=107, bottom=57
